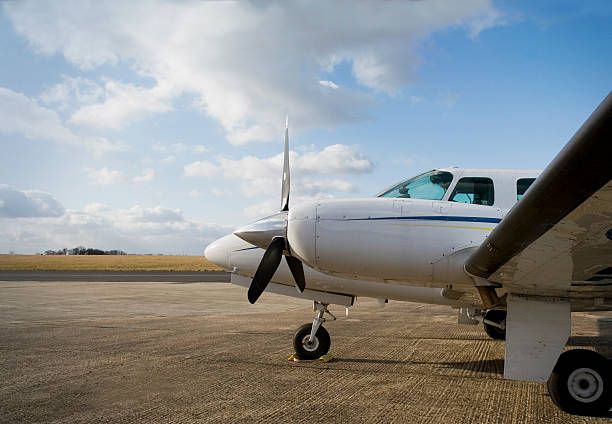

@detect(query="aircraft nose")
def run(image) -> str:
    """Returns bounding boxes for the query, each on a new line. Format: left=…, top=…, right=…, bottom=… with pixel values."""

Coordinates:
left=204, top=237, right=229, bottom=270
left=233, top=211, right=287, bottom=249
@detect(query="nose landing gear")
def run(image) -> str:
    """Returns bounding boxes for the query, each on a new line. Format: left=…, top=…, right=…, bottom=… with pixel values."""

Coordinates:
left=293, top=302, right=335, bottom=360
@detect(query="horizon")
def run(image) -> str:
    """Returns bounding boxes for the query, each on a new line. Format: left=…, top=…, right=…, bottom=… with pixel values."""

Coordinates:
left=1, top=1, right=611, bottom=254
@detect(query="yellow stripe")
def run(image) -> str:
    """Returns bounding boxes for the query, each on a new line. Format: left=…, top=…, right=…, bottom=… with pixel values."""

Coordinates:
left=389, top=223, right=493, bottom=230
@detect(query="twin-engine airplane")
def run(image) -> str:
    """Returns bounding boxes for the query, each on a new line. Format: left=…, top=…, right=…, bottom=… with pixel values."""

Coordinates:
left=205, top=93, right=612, bottom=416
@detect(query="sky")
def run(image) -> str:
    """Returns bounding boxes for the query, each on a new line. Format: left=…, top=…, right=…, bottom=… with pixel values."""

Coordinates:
left=0, top=0, right=611, bottom=254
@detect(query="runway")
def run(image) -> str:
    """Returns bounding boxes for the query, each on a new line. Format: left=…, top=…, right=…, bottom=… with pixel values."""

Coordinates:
left=1, top=280, right=610, bottom=423
left=0, top=270, right=230, bottom=282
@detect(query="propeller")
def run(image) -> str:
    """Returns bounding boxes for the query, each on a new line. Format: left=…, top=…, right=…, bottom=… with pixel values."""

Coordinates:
left=235, top=117, right=307, bottom=304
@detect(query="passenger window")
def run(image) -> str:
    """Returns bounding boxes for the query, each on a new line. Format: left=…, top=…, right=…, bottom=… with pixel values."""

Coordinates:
left=449, top=177, right=494, bottom=206
left=517, top=178, right=536, bottom=200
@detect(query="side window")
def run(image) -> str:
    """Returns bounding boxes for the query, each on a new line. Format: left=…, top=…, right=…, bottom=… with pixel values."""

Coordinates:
left=449, top=177, right=494, bottom=206
left=517, top=178, right=536, bottom=200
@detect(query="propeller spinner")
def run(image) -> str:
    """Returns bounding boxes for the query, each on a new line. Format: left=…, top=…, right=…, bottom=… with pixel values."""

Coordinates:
left=234, top=118, right=306, bottom=304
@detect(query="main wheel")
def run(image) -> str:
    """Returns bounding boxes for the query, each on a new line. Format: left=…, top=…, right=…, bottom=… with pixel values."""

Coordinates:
left=483, top=309, right=506, bottom=340
left=547, top=349, right=611, bottom=416
left=293, top=323, right=331, bottom=360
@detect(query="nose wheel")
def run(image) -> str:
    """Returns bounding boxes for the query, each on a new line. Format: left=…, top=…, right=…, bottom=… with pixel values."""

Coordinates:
left=293, top=323, right=331, bottom=360
left=293, top=302, right=334, bottom=360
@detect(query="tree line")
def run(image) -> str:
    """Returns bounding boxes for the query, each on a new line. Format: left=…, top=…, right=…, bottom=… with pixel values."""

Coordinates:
left=44, top=246, right=127, bottom=256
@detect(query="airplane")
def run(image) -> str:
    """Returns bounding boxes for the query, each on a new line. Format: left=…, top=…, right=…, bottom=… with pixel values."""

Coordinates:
left=205, top=94, right=612, bottom=416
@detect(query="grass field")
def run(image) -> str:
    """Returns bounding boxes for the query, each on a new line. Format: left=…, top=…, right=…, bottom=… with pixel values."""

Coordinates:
left=0, top=255, right=223, bottom=271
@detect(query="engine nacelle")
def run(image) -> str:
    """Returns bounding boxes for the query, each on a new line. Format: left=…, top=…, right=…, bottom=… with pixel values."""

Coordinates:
left=286, top=201, right=317, bottom=266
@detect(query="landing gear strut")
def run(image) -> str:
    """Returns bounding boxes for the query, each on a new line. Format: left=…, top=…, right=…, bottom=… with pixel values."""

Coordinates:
left=293, top=302, right=335, bottom=360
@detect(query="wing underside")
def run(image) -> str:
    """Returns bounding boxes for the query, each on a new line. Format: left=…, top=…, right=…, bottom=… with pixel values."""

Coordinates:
left=490, top=181, right=612, bottom=302
left=465, top=92, right=612, bottom=309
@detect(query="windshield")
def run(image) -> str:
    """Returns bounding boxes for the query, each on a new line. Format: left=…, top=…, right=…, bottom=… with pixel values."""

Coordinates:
left=377, top=170, right=454, bottom=200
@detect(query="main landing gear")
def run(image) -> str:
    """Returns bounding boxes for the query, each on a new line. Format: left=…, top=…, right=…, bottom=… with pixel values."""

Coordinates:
left=293, top=301, right=335, bottom=360
left=463, top=308, right=507, bottom=340
left=482, top=309, right=506, bottom=340
left=547, top=349, right=611, bottom=416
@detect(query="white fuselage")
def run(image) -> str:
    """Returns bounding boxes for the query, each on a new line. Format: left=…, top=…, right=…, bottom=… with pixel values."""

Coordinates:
left=286, top=168, right=539, bottom=288
left=206, top=168, right=541, bottom=304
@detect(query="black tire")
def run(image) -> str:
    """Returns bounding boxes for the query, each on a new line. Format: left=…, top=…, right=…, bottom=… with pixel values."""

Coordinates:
left=483, top=309, right=506, bottom=340
left=293, top=323, right=331, bottom=360
left=547, top=349, right=611, bottom=416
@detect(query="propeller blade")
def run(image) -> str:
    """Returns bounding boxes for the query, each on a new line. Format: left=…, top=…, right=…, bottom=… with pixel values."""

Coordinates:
left=285, top=256, right=305, bottom=292
left=248, top=237, right=285, bottom=304
left=280, top=116, right=290, bottom=212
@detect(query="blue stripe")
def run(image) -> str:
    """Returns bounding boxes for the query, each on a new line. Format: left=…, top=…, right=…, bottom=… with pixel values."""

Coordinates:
left=233, top=246, right=260, bottom=252
left=344, top=215, right=501, bottom=224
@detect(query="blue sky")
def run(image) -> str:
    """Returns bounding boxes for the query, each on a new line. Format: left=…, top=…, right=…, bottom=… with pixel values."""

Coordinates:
left=0, top=0, right=610, bottom=254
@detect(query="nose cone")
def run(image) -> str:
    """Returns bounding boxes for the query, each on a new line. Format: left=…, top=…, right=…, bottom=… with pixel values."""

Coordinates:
left=204, top=236, right=230, bottom=270
left=233, top=211, right=287, bottom=249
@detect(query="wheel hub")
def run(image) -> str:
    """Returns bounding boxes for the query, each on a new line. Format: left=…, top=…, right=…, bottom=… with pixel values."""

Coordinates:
left=301, top=335, right=319, bottom=352
left=567, top=367, right=604, bottom=403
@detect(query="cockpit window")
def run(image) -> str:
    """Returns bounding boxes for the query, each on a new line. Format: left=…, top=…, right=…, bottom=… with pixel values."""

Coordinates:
left=377, top=170, right=454, bottom=200
left=449, top=177, right=494, bottom=205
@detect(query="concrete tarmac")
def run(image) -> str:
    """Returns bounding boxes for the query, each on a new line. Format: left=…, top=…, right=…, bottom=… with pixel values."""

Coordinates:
left=1, top=280, right=610, bottom=423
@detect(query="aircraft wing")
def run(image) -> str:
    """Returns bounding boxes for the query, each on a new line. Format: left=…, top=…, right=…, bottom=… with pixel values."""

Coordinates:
left=465, top=92, right=612, bottom=305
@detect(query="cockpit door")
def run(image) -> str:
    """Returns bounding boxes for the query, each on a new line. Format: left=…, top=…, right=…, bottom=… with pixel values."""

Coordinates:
left=433, top=201, right=449, bottom=214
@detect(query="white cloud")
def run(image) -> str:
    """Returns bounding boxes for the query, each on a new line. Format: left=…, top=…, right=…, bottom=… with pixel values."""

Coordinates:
left=153, top=142, right=210, bottom=155
left=187, top=190, right=201, bottom=198
left=0, top=87, right=123, bottom=154
left=85, top=167, right=124, bottom=185
left=0, top=197, right=232, bottom=254
left=0, top=185, right=65, bottom=218
left=213, top=155, right=283, bottom=197
left=185, top=144, right=372, bottom=199
left=409, top=96, right=424, bottom=105
left=83, top=202, right=111, bottom=213
left=211, top=188, right=232, bottom=197
left=184, top=161, right=219, bottom=177
left=40, top=75, right=104, bottom=110
left=69, top=79, right=175, bottom=130
left=295, top=144, right=373, bottom=174
left=123, top=205, right=183, bottom=223
left=3, top=0, right=501, bottom=144
left=242, top=198, right=281, bottom=219
left=319, top=80, right=339, bottom=89
left=132, top=169, right=155, bottom=183
left=300, top=179, right=356, bottom=194
left=85, top=167, right=157, bottom=185
left=160, top=155, right=176, bottom=164
left=151, top=143, right=168, bottom=153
